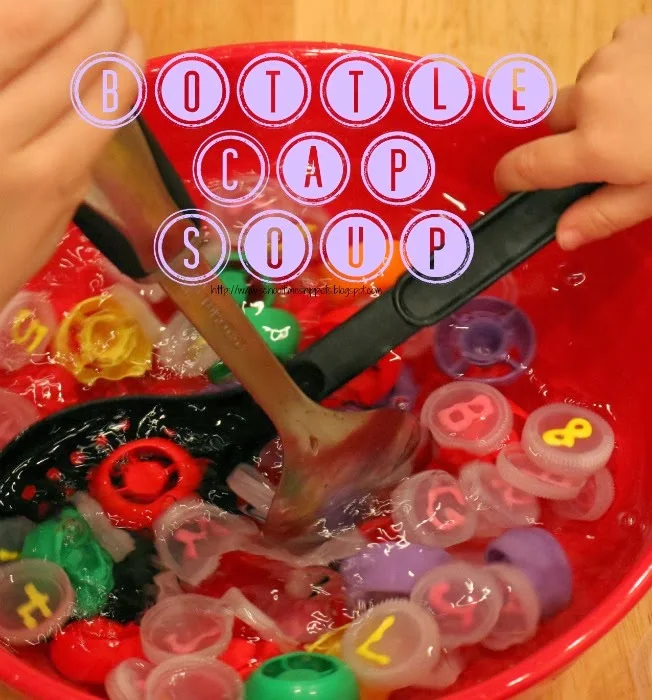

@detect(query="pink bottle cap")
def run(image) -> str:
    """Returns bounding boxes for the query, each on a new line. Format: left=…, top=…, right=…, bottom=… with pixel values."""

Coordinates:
left=481, top=563, right=541, bottom=651
left=459, top=460, right=540, bottom=532
left=417, top=649, right=466, bottom=690
left=0, top=388, right=39, bottom=451
left=420, top=381, right=513, bottom=456
left=522, top=404, right=615, bottom=477
left=0, top=559, right=75, bottom=645
left=153, top=497, right=259, bottom=585
left=551, top=468, right=616, bottom=521
left=107, top=285, right=163, bottom=344
left=410, top=562, right=503, bottom=648
left=391, top=470, right=477, bottom=548
left=497, top=443, right=586, bottom=500
left=105, top=659, right=153, bottom=700
left=145, top=656, right=243, bottom=700
left=156, top=312, right=218, bottom=377
left=71, top=492, right=135, bottom=562
left=0, top=290, right=56, bottom=371
left=140, top=594, right=234, bottom=665
left=340, top=599, right=441, bottom=689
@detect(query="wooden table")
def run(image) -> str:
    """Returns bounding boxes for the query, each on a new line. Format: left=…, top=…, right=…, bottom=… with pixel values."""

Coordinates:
left=4, top=0, right=652, bottom=697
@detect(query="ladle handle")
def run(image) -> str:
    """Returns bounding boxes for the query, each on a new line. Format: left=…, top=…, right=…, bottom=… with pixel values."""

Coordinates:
left=288, top=183, right=602, bottom=399
left=75, top=118, right=313, bottom=429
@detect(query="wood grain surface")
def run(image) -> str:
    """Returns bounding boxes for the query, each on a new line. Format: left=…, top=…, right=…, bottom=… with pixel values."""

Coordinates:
left=3, top=1, right=652, bottom=698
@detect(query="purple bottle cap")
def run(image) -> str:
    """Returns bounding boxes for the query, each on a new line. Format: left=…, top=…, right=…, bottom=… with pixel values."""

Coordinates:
left=375, top=366, right=419, bottom=413
left=434, top=297, right=535, bottom=385
left=339, top=541, right=452, bottom=604
left=485, top=527, right=573, bottom=618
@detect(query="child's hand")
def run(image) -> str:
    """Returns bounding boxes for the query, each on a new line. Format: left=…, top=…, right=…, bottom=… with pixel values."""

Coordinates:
left=0, top=0, right=144, bottom=307
left=494, top=15, right=652, bottom=251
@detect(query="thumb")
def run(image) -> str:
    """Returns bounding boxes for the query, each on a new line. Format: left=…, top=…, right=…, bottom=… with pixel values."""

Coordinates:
left=494, top=131, right=593, bottom=193
left=555, top=182, right=652, bottom=250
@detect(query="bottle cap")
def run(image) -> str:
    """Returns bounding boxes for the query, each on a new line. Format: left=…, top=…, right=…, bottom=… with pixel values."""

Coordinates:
left=0, top=388, right=39, bottom=451
left=496, top=443, right=586, bottom=500
left=0, top=559, right=74, bottom=645
left=220, top=587, right=296, bottom=652
left=140, top=594, right=234, bottom=665
left=227, top=464, right=275, bottom=519
left=391, top=470, right=477, bottom=548
left=0, top=516, right=35, bottom=561
left=71, top=492, right=136, bottom=562
left=21, top=507, right=114, bottom=618
left=340, top=541, right=452, bottom=604
left=0, top=290, right=56, bottom=371
left=106, top=284, right=163, bottom=343
left=377, top=366, right=419, bottom=413
left=459, top=460, right=540, bottom=531
left=481, top=563, right=541, bottom=651
left=153, top=497, right=258, bottom=586
left=340, top=599, right=441, bottom=689
left=416, top=649, right=466, bottom=690
left=105, top=658, right=153, bottom=700
left=551, top=468, right=615, bottom=521
left=410, top=562, right=503, bottom=648
left=434, top=297, right=535, bottom=385
left=521, top=403, right=615, bottom=477
left=420, top=381, right=513, bottom=456
left=156, top=312, right=218, bottom=377
left=145, top=655, right=243, bottom=700
left=245, top=652, right=358, bottom=700
left=485, top=527, right=573, bottom=618
left=243, top=306, right=301, bottom=361
left=88, top=438, right=205, bottom=530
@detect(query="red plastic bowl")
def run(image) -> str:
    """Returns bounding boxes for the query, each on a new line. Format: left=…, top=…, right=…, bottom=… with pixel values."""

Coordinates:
left=2, top=42, right=652, bottom=700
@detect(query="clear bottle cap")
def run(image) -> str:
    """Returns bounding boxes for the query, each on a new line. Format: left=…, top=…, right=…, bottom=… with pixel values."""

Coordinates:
left=420, top=381, right=513, bottom=456
left=497, top=443, right=586, bottom=500
left=71, top=492, right=135, bottom=562
left=140, top=594, right=234, bottom=665
left=105, top=658, right=153, bottom=700
left=340, top=598, right=441, bottom=689
left=391, top=470, right=477, bottom=548
left=410, top=561, right=503, bottom=648
left=481, top=563, right=541, bottom=651
left=522, top=403, right=615, bottom=477
left=145, top=656, right=243, bottom=700
left=459, top=460, right=540, bottom=530
left=153, top=496, right=259, bottom=585
left=0, top=559, right=75, bottom=645
left=551, top=468, right=615, bottom=521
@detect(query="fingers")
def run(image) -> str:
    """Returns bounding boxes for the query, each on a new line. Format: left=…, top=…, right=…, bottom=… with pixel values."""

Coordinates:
left=546, top=85, right=576, bottom=133
left=555, top=182, right=652, bottom=250
left=0, top=0, right=130, bottom=150
left=494, top=131, right=593, bottom=193
left=20, top=30, right=144, bottom=202
left=0, top=0, right=99, bottom=87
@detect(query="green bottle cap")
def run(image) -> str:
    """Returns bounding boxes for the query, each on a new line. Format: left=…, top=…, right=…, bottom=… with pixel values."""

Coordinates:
left=219, top=268, right=249, bottom=306
left=245, top=652, right=359, bottom=700
left=243, top=306, right=301, bottom=360
left=21, top=507, right=114, bottom=618
left=207, top=359, right=232, bottom=383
